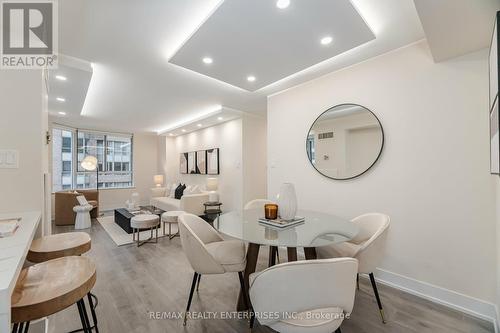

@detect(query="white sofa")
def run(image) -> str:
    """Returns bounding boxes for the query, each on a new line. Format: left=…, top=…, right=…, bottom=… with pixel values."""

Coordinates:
left=150, top=187, right=209, bottom=216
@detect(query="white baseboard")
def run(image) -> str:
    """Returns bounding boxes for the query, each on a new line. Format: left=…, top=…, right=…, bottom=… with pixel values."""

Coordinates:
left=374, top=268, right=499, bottom=332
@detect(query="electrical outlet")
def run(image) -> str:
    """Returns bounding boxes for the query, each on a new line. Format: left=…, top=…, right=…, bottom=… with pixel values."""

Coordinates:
left=0, top=150, right=19, bottom=169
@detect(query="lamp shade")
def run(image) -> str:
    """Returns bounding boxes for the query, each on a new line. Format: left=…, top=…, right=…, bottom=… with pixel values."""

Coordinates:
left=154, top=174, right=164, bottom=187
left=206, top=177, right=218, bottom=191
left=81, top=155, right=98, bottom=171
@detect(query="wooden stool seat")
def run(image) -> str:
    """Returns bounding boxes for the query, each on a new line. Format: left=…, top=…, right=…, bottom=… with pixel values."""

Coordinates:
left=27, top=232, right=91, bottom=263
left=11, top=256, right=96, bottom=324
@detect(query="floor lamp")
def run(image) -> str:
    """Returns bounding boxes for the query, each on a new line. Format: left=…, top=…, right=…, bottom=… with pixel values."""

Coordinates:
left=81, top=155, right=99, bottom=192
left=80, top=155, right=101, bottom=313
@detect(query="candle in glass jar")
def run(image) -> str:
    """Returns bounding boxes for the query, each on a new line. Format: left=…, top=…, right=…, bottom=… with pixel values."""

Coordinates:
left=264, top=204, right=278, bottom=220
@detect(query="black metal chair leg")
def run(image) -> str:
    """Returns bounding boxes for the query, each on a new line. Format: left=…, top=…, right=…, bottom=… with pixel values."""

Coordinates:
left=369, top=272, right=386, bottom=324
left=184, top=272, right=198, bottom=326
left=23, top=322, right=29, bottom=333
left=18, top=323, right=24, bottom=333
left=87, top=292, right=99, bottom=333
left=268, top=246, right=277, bottom=267
left=196, top=274, right=201, bottom=291
left=250, top=311, right=255, bottom=329
left=357, top=273, right=360, bottom=290
left=77, top=300, right=90, bottom=333
left=11, top=323, right=18, bottom=333
left=80, top=298, right=92, bottom=331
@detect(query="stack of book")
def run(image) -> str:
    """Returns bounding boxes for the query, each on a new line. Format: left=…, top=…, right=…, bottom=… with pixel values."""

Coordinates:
left=258, top=216, right=305, bottom=230
left=0, top=217, right=20, bottom=237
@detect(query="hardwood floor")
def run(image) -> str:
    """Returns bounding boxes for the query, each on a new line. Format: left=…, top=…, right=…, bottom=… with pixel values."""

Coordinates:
left=48, top=219, right=494, bottom=333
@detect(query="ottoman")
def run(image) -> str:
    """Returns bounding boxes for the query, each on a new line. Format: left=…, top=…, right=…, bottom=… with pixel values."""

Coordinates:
left=130, top=214, right=160, bottom=247
left=161, top=211, right=184, bottom=239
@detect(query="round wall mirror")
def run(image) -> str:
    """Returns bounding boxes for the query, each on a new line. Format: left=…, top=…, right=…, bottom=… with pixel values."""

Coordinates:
left=306, top=104, right=384, bottom=180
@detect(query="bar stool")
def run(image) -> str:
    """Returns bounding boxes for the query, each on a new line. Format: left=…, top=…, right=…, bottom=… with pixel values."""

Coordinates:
left=25, top=232, right=98, bottom=332
left=11, top=256, right=96, bottom=333
left=27, top=232, right=91, bottom=263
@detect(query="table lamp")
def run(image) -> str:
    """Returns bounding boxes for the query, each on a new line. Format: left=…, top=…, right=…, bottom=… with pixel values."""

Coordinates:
left=206, top=177, right=219, bottom=203
left=153, top=174, right=164, bottom=187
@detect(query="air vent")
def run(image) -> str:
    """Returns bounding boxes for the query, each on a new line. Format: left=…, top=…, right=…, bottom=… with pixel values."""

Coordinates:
left=318, top=132, right=334, bottom=139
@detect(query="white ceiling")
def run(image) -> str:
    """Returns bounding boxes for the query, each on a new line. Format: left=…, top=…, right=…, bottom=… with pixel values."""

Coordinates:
left=48, top=56, right=92, bottom=122
left=169, top=0, right=375, bottom=91
left=414, top=0, right=500, bottom=62
left=53, top=0, right=425, bottom=134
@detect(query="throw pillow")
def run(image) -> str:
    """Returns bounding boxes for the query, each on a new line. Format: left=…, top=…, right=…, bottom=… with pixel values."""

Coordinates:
left=169, top=183, right=177, bottom=198
left=190, top=185, right=200, bottom=194
left=175, top=184, right=186, bottom=200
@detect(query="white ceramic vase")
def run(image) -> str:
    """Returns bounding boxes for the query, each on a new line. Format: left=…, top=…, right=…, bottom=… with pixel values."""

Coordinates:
left=277, top=183, right=297, bottom=221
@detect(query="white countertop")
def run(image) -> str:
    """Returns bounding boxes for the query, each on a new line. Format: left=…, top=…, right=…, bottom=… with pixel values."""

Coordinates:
left=0, top=211, right=41, bottom=330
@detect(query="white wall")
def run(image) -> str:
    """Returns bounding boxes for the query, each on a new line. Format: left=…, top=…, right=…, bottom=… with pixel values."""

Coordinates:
left=268, top=41, right=497, bottom=308
left=163, top=119, right=244, bottom=211
left=159, top=115, right=267, bottom=212
left=0, top=71, right=48, bottom=220
left=242, top=114, right=267, bottom=204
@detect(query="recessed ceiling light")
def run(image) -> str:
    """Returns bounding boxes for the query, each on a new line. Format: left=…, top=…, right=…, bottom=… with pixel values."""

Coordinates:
left=276, top=0, right=290, bottom=9
left=320, top=36, right=333, bottom=45
left=217, top=117, right=223, bottom=121
left=247, top=75, right=256, bottom=82
left=197, top=123, right=203, bottom=127
left=55, top=75, right=67, bottom=81
left=56, top=97, right=65, bottom=102
left=202, top=57, right=213, bottom=64
left=58, top=111, right=66, bottom=116
left=181, top=129, right=186, bottom=132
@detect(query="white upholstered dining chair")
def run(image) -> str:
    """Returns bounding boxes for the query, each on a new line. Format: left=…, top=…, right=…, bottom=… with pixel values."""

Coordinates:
left=244, top=199, right=280, bottom=266
left=249, top=258, right=358, bottom=333
left=178, top=213, right=248, bottom=325
left=316, top=213, right=390, bottom=323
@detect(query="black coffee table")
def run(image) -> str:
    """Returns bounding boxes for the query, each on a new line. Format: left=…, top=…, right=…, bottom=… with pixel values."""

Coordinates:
left=114, top=206, right=164, bottom=234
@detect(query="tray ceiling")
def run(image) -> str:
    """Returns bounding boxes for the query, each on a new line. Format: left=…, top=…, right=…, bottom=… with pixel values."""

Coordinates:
left=169, top=0, right=375, bottom=91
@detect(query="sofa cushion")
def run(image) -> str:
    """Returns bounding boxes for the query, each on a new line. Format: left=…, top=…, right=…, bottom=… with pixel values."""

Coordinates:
left=169, top=183, right=177, bottom=198
left=150, top=197, right=181, bottom=212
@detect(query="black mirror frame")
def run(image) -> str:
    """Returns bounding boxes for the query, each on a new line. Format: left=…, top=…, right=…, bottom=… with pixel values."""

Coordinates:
left=305, top=103, right=385, bottom=181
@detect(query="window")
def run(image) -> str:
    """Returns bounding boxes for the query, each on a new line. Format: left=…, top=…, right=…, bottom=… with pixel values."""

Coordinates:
left=52, top=128, right=74, bottom=192
left=52, top=126, right=133, bottom=191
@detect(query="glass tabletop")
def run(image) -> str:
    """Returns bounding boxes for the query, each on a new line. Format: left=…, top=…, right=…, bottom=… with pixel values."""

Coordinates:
left=214, top=209, right=359, bottom=248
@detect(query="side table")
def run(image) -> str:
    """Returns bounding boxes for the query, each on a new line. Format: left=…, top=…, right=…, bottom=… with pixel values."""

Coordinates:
left=203, top=202, right=222, bottom=222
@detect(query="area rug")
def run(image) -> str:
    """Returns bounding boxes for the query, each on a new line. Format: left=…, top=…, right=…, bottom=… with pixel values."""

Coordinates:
left=97, top=216, right=178, bottom=246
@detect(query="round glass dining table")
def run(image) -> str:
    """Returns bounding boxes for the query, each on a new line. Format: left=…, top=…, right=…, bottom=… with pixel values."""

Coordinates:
left=214, top=208, right=359, bottom=311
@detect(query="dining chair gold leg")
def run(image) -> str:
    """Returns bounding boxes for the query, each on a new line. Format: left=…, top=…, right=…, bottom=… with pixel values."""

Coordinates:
left=184, top=272, right=198, bottom=326
left=196, top=274, right=201, bottom=291
left=369, top=272, right=386, bottom=324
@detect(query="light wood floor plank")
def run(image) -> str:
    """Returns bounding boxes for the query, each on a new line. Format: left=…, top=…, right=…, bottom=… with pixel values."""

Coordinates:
left=47, top=219, right=494, bottom=333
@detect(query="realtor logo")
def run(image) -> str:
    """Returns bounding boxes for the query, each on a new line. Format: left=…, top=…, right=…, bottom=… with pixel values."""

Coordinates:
left=1, top=0, right=57, bottom=69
